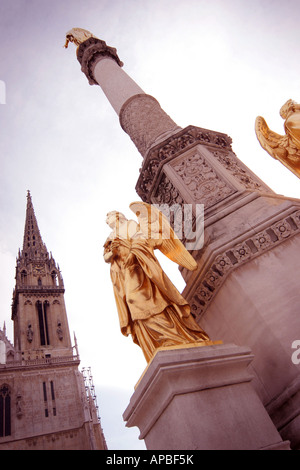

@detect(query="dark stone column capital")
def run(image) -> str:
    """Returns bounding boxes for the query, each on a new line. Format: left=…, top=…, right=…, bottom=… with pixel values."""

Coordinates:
left=77, top=38, right=123, bottom=85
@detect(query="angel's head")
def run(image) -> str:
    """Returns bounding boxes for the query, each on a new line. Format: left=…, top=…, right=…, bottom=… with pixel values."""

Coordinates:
left=64, top=30, right=75, bottom=48
left=106, top=211, right=128, bottom=229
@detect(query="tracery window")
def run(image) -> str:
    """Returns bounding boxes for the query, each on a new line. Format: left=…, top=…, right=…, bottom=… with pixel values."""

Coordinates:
left=36, top=301, right=50, bottom=346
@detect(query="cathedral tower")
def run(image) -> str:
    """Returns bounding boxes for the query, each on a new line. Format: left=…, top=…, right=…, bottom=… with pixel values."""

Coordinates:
left=12, top=191, right=71, bottom=360
left=0, top=192, right=107, bottom=450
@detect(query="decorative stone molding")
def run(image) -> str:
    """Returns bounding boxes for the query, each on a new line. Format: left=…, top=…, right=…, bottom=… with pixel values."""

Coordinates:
left=212, top=150, right=266, bottom=192
left=151, top=173, right=197, bottom=244
left=189, top=210, right=300, bottom=320
left=77, top=37, right=123, bottom=85
left=171, top=151, right=235, bottom=208
left=2, top=355, right=80, bottom=371
left=119, top=94, right=179, bottom=157
left=152, top=172, right=185, bottom=205
left=136, top=125, right=268, bottom=202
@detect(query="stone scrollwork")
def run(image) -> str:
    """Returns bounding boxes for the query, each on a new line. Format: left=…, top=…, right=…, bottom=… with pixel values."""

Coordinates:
left=135, top=125, right=268, bottom=202
left=171, top=152, right=235, bottom=209
left=212, top=151, right=266, bottom=192
left=119, top=94, right=180, bottom=158
left=152, top=173, right=185, bottom=206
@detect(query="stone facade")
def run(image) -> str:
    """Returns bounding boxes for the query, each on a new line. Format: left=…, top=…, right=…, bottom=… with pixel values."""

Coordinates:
left=0, top=358, right=103, bottom=450
left=0, top=192, right=107, bottom=450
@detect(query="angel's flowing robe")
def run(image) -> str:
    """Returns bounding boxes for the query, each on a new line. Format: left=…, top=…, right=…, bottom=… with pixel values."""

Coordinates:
left=104, top=237, right=209, bottom=362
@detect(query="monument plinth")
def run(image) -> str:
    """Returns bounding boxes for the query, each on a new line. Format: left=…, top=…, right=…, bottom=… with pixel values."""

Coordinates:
left=123, top=343, right=290, bottom=450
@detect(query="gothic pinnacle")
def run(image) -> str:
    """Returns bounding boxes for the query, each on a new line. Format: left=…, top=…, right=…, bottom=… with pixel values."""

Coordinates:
left=22, top=191, right=48, bottom=260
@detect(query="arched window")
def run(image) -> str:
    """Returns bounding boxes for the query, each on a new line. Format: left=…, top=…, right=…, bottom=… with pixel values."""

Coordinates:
left=36, top=301, right=50, bottom=346
left=0, top=385, right=11, bottom=437
left=21, top=270, right=27, bottom=285
left=51, top=271, right=57, bottom=286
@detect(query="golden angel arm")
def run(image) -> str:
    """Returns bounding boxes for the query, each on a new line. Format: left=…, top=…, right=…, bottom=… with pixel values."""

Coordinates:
left=255, top=117, right=288, bottom=159
left=255, top=100, right=300, bottom=179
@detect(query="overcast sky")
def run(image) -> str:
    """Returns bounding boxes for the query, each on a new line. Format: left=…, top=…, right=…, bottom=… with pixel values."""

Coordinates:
left=0, top=0, right=299, bottom=450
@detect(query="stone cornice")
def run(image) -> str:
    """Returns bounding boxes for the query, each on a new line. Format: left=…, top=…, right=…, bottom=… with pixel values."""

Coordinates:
left=0, top=355, right=80, bottom=372
left=14, top=286, right=65, bottom=294
left=77, top=37, right=123, bottom=85
left=11, top=287, right=64, bottom=319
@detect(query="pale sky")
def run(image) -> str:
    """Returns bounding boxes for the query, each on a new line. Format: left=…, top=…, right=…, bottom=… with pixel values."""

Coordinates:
left=0, top=0, right=299, bottom=450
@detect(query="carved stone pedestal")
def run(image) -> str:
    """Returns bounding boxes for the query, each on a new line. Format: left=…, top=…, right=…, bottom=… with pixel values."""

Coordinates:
left=73, top=35, right=300, bottom=447
left=135, top=123, right=300, bottom=448
left=123, top=344, right=290, bottom=450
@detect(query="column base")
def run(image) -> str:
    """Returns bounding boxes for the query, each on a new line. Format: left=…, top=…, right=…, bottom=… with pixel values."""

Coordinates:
left=123, top=343, right=290, bottom=450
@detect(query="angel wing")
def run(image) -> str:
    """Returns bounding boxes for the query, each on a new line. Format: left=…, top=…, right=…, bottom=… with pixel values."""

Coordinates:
left=255, top=116, right=288, bottom=161
left=129, top=201, right=197, bottom=271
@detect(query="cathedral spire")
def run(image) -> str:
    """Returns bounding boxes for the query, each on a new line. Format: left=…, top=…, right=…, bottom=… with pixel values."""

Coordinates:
left=21, top=190, right=48, bottom=261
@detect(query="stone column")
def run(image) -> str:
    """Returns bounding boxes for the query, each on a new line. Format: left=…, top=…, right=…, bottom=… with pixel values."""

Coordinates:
left=76, top=37, right=180, bottom=157
left=72, top=33, right=300, bottom=448
left=123, top=343, right=290, bottom=450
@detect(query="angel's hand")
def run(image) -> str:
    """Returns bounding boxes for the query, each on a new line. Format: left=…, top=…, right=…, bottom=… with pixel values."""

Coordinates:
left=103, top=249, right=114, bottom=263
left=149, top=238, right=163, bottom=249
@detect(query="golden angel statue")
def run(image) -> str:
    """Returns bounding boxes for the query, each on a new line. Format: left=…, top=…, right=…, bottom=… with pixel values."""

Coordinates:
left=103, top=202, right=210, bottom=363
left=64, top=28, right=97, bottom=49
left=255, top=99, right=300, bottom=178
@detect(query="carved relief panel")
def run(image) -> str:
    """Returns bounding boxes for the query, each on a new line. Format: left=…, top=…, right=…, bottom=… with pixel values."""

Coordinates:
left=135, top=125, right=271, bottom=204
left=160, top=146, right=236, bottom=212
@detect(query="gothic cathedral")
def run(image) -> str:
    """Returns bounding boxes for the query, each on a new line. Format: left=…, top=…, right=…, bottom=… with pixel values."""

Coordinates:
left=0, top=191, right=107, bottom=450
